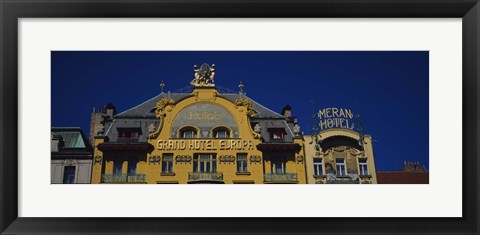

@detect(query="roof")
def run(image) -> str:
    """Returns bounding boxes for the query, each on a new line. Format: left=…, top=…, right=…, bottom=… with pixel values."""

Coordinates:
left=51, top=127, right=89, bottom=148
left=115, top=92, right=284, bottom=119
left=104, top=89, right=295, bottom=143
left=376, top=172, right=429, bottom=184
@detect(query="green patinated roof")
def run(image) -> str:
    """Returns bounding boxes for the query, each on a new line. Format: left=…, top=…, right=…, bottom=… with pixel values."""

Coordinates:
left=51, top=128, right=87, bottom=148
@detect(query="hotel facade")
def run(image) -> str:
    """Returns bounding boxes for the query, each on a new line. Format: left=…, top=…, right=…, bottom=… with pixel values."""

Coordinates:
left=89, top=64, right=377, bottom=184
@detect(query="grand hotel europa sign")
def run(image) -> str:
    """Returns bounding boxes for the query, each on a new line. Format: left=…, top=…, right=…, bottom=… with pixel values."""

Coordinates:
left=318, top=107, right=356, bottom=130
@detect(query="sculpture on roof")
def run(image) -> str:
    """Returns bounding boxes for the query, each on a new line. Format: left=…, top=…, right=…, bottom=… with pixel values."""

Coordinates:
left=293, top=124, right=301, bottom=136
left=191, top=63, right=215, bottom=87
left=96, top=123, right=105, bottom=135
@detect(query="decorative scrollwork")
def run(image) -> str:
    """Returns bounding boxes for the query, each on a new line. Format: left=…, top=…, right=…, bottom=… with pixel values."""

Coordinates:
left=249, top=155, right=261, bottom=164
left=219, top=155, right=235, bottom=163
left=235, top=98, right=256, bottom=118
left=149, top=155, right=161, bottom=164
left=297, top=155, right=304, bottom=163
left=94, top=155, right=102, bottom=164
left=175, top=155, right=192, bottom=163
left=149, top=98, right=175, bottom=139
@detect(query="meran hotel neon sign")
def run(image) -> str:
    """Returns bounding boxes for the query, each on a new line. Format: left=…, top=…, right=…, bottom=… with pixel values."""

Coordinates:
left=318, top=107, right=355, bottom=130
left=157, top=139, right=254, bottom=151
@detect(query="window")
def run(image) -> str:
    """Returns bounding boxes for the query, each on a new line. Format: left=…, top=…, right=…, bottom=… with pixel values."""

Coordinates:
left=118, top=128, right=140, bottom=139
left=336, top=158, right=346, bottom=176
left=128, top=158, right=137, bottom=175
left=359, top=158, right=369, bottom=176
left=237, top=153, right=248, bottom=173
left=193, top=154, right=216, bottom=173
left=113, top=159, right=123, bottom=175
left=313, top=158, right=323, bottom=176
left=271, top=157, right=286, bottom=174
left=63, top=166, right=76, bottom=184
left=268, top=128, right=286, bottom=141
left=213, top=127, right=230, bottom=138
left=162, top=154, right=174, bottom=173
left=180, top=127, right=197, bottom=138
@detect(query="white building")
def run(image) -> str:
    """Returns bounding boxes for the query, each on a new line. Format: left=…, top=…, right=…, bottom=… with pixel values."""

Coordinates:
left=51, top=127, right=93, bottom=184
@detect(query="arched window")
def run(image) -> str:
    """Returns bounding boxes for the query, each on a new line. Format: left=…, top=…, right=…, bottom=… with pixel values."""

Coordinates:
left=179, top=127, right=198, bottom=138
left=212, top=127, right=230, bottom=138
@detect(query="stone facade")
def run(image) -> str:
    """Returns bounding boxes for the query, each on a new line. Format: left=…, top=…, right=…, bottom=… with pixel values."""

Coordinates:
left=51, top=127, right=93, bottom=184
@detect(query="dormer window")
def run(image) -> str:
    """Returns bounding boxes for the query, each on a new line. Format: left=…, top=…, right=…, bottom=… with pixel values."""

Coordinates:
left=212, top=127, right=230, bottom=138
left=180, top=127, right=198, bottom=138
left=118, top=128, right=140, bottom=139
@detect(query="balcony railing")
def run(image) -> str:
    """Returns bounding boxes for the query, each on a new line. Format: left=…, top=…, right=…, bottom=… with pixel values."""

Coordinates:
left=101, top=174, right=146, bottom=183
left=264, top=173, right=298, bottom=183
left=188, top=172, right=224, bottom=182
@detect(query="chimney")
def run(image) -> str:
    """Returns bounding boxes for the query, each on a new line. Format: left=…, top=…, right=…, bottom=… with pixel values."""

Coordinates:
left=281, top=105, right=292, bottom=118
left=51, top=134, right=63, bottom=152
left=105, top=103, right=117, bottom=118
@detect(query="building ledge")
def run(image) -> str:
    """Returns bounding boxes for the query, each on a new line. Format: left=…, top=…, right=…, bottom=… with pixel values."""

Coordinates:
left=156, top=181, right=179, bottom=184
left=161, top=172, right=176, bottom=176
left=359, top=174, right=372, bottom=178
left=263, top=181, right=299, bottom=184
left=235, top=172, right=251, bottom=176
left=232, top=180, right=255, bottom=184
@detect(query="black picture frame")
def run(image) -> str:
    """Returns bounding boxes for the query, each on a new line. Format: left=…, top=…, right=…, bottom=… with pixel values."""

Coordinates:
left=1, top=0, right=479, bottom=234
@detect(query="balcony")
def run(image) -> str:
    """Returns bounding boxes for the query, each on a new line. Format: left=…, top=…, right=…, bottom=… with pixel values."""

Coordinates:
left=101, top=174, right=146, bottom=183
left=269, top=138, right=286, bottom=143
left=264, top=173, right=298, bottom=183
left=188, top=172, right=224, bottom=184
left=117, top=137, right=139, bottom=143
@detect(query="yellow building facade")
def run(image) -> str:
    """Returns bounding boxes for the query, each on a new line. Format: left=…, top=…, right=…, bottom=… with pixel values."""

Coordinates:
left=303, top=129, right=377, bottom=184
left=91, top=64, right=306, bottom=184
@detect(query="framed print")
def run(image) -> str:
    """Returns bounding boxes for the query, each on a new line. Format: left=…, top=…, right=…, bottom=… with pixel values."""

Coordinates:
left=1, top=0, right=479, bottom=234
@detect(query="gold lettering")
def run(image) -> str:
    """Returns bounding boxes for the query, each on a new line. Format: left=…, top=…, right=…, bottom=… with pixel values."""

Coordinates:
left=345, top=109, right=353, bottom=119
left=332, top=108, right=339, bottom=117
left=219, top=140, right=226, bottom=150
left=157, top=140, right=163, bottom=150
left=180, top=140, right=186, bottom=150
left=206, top=140, right=213, bottom=150
left=319, top=119, right=327, bottom=130
left=194, top=140, right=200, bottom=150
left=339, top=108, right=345, bottom=118
left=188, top=140, right=194, bottom=150
left=327, top=119, right=334, bottom=128
left=326, top=108, right=332, bottom=118
left=319, top=109, right=326, bottom=119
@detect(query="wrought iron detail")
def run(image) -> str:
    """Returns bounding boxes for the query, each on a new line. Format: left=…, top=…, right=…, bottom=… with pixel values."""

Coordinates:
left=264, top=173, right=298, bottom=182
left=188, top=172, right=224, bottom=182
left=101, top=174, right=146, bottom=183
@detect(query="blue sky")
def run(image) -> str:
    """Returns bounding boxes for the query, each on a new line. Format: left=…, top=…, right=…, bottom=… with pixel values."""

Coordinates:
left=51, top=51, right=429, bottom=171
